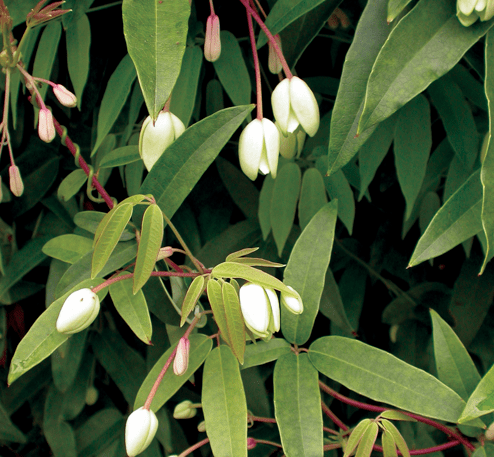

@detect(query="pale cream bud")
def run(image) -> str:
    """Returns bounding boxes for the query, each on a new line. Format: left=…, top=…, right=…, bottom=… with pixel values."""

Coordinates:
left=38, top=108, right=56, bottom=143
left=205, top=14, right=221, bottom=62
left=280, top=286, right=303, bottom=314
left=9, top=165, right=24, bottom=197
left=173, top=337, right=190, bottom=376
left=56, top=288, right=100, bottom=334
left=53, top=84, right=77, bottom=108
left=125, top=407, right=158, bottom=457
left=268, top=34, right=283, bottom=74
left=173, top=400, right=197, bottom=419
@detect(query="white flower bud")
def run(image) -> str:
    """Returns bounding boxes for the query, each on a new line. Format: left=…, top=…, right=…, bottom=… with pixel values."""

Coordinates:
left=56, top=288, right=100, bottom=334
left=173, top=337, right=190, bottom=376
left=125, top=407, right=158, bottom=457
left=280, top=286, right=303, bottom=315
left=278, top=123, right=306, bottom=159
left=9, top=165, right=24, bottom=197
left=53, top=84, right=77, bottom=108
left=173, top=400, right=197, bottom=419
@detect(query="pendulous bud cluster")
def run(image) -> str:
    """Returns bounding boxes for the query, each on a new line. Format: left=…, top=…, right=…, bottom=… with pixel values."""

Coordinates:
left=457, top=0, right=494, bottom=25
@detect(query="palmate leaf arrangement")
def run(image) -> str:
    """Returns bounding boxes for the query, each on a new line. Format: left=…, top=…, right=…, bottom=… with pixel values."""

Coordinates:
left=3, top=0, right=494, bottom=455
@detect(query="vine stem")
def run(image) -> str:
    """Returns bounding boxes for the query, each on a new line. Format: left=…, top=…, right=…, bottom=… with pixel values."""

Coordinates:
left=321, top=400, right=348, bottom=431
left=177, top=438, right=210, bottom=457
left=246, top=4, right=263, bottom=120
left=374, top=440, right=463, bottom=455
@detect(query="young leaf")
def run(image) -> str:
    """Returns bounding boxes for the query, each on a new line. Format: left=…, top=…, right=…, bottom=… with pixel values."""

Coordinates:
left=202, top=346, right=248, bottom=457
left=91, top=203, right=134, bottom=279
left=42, top=235, right=93, bottom=264
left=133, top=204, right=164, bottom=294
left=274, top=352, right=323, bottom=457
left=207, top=279, right=231, bottom=346
left=179, top=275, right=205, bottom=327
left=298, top=168, right=328, bottom=230
left=98, top=146, right=140, bottom=168
left=57, top=169, right=88, bottom=202
left=222, top=282, right=246, bottom=364
left=228, top=258, right=285, bottom=268
left=379, top=411, right=417, bottom=422
left=226, top=247, right=260, bottom=261
left=381, top=430, right=398, bottom=457
left=344, top=419, right=372, bottom=457
left=381, top=419, right=410, bottom=457
left=356, top=422, right=379, bottom=457
left=282, top=201, right=338, bottom=345
left=241, top=338, right=291, bottom=370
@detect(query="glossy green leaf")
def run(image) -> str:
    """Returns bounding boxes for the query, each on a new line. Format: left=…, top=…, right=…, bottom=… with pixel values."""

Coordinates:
left=327, top=0, right=391, bottom=176
left=274, top=353, right=323, bottom=457
left=459, top=362, right=494, bottom=423
left=122, top=0, right=190, bottom=120
left=258, top=175, right=275, bottom=240
left=91, top=54, right=137, bottom=156
left=450, top=64, right=488, bottom=111
left=208, top=279, right=230, bottom=345
left=431, top=309, right=480, bottom=401
left=298, top=168, right=328, bottom=230
left=241, top=338, right=291, bottom=370
left=98, top=146, right=140, bottom=168
left=202, top=346, right=247, bottom=457
left=109, top=278, right=152, bottom=344
left=74, top=211, right=135, bottom=241
left=344, top=419, right=372, bottom=457
left=213, top=31, right=251, bottom=106
left=57, top=169, right=87, bottom=202
left=134, top=204, right=163, bottom=294
left=394, top=95, right=432, bottom=219
left=358, top=0, right=494, bottom=134
left=222, top=282, right=245, bottom=364
left=66, top=13, right=90, bottom=109
left=134, top=334, right=212, bottom=411
left=309, top=336, right=466, bottom=422
left=91, top=203, right=134, bottom=278
left=42, top=235, right=93, bottom=264
left=356, top=422, right=379, bottom=457
left=271, top=163, right=301, bottom=256
left=179, top=275, right=205, bottom=326
left=136, top=105, right=254, bottom=224
left=282, top=201, right=338, bottom=345
left=387, top=0, right=413, bottom=22
left=409, top=169, right=482, bottom=267
left=169, top=46, right=203, bottom=126
left=8, top=279, right=105, bottom=385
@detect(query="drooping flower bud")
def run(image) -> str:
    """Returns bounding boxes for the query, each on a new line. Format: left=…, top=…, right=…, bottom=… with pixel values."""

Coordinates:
left=197, top=421, right=206, bottom=432
left=272, top=76, right=320, bottom=137
left=56, top=288, right=100, bottom=334
left=156, top=246, right=174, bottom=261
left=247, top=437, right=257, bottom=450
left=268, top=34, right=283, bottom=74
left=278, top=123, right=306, bottom=159
left=125, top=407, right=159, bottom=457
left=53, top=84, right=77, bottom=108
left=139, top=112, right=186, bottom=171
left=9, top=165, right=24, bottom=197
left=204, top=14, right=221, bottom=62
left=173, top=337, right=190, bottom=376
left=38, top=108, right=56, bottom=143
left=173, top=400, right=197, bottom=419
left=238, top=118, right=280, bottom=181
left=280, top=286, right=303, bottom=315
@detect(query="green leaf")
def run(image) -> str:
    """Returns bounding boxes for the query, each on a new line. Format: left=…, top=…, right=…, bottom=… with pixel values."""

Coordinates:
left=122, top=0, right=190, bottom=120
left=229, top=258, right=285, bottom=268
left=0, top=237, right=50, bottom=299
left=298, top=168, right=328, bottom=230
left=381, top=419, right=410, bottom=457
left=430, top=309, right=481, bottom=401
left=213, top=31, right=251, bottom=106
left=394, top=95, right=432, bottom=220
left=0, top=400, right=25, bottom=443
left=379, top=411, right=417, bottom=421
left=134, top=334, right=212, bottom=411
left=133, top=204, right=163, bottom=294
left=202, top=346, right=247, bottom=457
left=419, top=192, right=441, bottom=234
left=42, top=235, right=93, bottom=264
left=222, top=282, right=246, bottom=364
left=409, top=169, right=482, bottom=267
left=74, top=211, right=135, bottom=241
left=271, top=163, right=302, bottom=256
left=387, top=0, right=413, bottom=22
left=57, top=169, right=88, bottom=202
left=282, top=201, right=338, bottom=345
left=274, top=352, right=323, bottom=457
left=358, top=0, right=494, bottom=134
left=450, top=64, right=488, bottom=111
left=309, top=336, right=467, bottom=423
left=344, top=419, right=372, bottom=457
left=66, top=13, right=90, bottom=109
left=258, top=175, right=275, bottom=240
left=169, top=46, right=203, bottom=126
left=8, top=279, right=105, bottom=385
left=327, top=0, right=391, bottom=176
left=241, top=338, right=291, bottom=370
left=136, top=105, right=254, bottom=224
left=459, top=361, right=494, bottom=423
left=91, top=203, right=134, bottom=278
left=207, top=279, right=231, bottom=345
left=91, top=54, right=137, bottom=156
left=356, top=422, right=379, bottom=457
left=98, top=146, right=140, bottom=168
left=226, top=247, right=260, bottom=261
left=179, top=275, right=205, bottom=327
left=109, top=278, right=152, bottom=344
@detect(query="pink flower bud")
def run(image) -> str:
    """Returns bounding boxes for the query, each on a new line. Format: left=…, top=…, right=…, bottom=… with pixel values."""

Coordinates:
left=156, top=246, right=174, bottom=261
left=173, top=337, right=190, bottom=376
left=247, top=437, right=257, bottom=450
left=9, top=165, right=24, bottom=197
left=334, top=8, right=350, bottom=29
left=38, top=108, right=55, bottom=143
left=53, top=84, right=77, bottom=108
left=268, top=34, right=283, bottom=74
left=204, top=14, right=221, bottom=62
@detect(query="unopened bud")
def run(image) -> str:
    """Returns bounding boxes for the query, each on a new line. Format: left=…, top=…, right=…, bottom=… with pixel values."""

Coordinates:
left=487, top=421, right=494, bottom=440
left=9, top=165, right=24, bottom=197
left=247, top=437, right=257, bottom=450
left=38, top=108, right=55, bottom=143
left=85, top=386, right=99, bottom=405
left=125, top=407, right=158, bottom=457
left=334, top=8, right=350, bottom=29
left=197, top=420, right=206, bottom=432
left=205, top=14, right=221, bottom=62
left=53, top=84, right=77, bottom=108
left=156, top=246, right=174, bottom=261
left=173, top=337, right=190, bottom=376
left=173, top=400, right=197, bottom=419
left=327, top=12, right=340, bottom=29
left=268, top=34, right=283, bottom=74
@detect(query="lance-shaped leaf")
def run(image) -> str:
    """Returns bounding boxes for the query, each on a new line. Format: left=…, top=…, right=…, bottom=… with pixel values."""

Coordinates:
left=43, top=235, right=93, bottom=264
left=274, top=352, right=323, bottom=457
left=122, top=0, right=190, bottom=120
left=134, top=334, right=212, bottom=411
left=99, top=146, right=140, bottom=168
left=387, top=0, right=413, bottom=22
left=208, top=279, right=231, bottom=346
left=133, top=204, right=163, bottom=294
left=91, top=203, right=134, bottom=278
left=226, top=247, right=260, bottom=261
left=358, top=0, right=494, bottom=134
left=282, top=201, right=338, bottom=345
left=298, top=168, right=328, bottom=230
left=259, top=175, right=275, bottom=240
left=381, top=430, right=398, bottom=457
left=179, top=276, right=205, bottom=327
left=381, top=419, right=410, bottom=457
left=228, top=258, right=285, bottom=268
left=459, top=361, right=494, bottom=423
left=222, top=282, right=245, bottom=364
left=242, top=338, right=291, bottom=370
left=309, top=336, right=467, bottom=423
left=356, top=422, right=379, bottom=457
left=202, top=346, right=247, bottom=457
left=344, top=419, right=372, bottom=457
left=57, top=169, right=87, bottom=202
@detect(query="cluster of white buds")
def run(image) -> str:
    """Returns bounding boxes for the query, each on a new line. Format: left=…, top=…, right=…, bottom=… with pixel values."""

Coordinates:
left=457, top=0, right=494, bottom=25
left=56, top=288, right=100, bottom=334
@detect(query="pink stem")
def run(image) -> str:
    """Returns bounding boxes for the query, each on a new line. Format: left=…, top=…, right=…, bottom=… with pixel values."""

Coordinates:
left=177, top=438, right=210, bottom=457
left=321, top=401, right=348, bottom=431
left=143, top=346, right=178, bottom=410
left=373, top=440, right=463, bottom=455
left=246, top=5, right=263, bottom=120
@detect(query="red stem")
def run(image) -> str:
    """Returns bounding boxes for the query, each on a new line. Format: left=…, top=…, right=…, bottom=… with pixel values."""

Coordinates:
left=374, top=441, right=463, bottom=455
left=321, top=400, right=348, bottom=431
left=177, top=437, right=210, bottom=457
left=143, top=346, right=178, bottom=410
left=246, top=5, right=263, bottom=120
